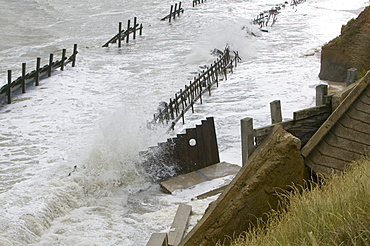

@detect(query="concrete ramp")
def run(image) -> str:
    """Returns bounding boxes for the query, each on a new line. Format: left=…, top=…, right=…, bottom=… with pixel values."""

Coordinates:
left=302, top=71, right=370, bottom=174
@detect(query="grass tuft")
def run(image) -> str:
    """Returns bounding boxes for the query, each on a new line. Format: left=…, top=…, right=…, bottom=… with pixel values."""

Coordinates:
left=224, top=157, right=370, bottom=246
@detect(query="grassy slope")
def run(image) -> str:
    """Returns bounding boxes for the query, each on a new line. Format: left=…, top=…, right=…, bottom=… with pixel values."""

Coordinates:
left=226, top=157, right=370, bottom=246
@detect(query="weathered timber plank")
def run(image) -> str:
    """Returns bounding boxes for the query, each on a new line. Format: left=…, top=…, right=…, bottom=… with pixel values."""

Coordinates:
left=197, top=161, right=241, bottom=180
left=168, top=204, right=192, bottom=246
left=351, top=98, right=370, bottom=114
left=325, top=131, right=370, bottom=155
left=346, top=102, right=370, bottom=122
left=159, top=162, right=240, bottom=194
left=196, top=185, right=227, bottom=199
left=302, top=73, right=370, bottom=157
left=160, top=171, right=205, bottom=194
left=146, top=233, right=169, bottom=246
left=293, top=104, right=331, bottom=121
left=305, top=158, right=341, bottom=176
left=340, top=112, right=370, bottom=134
left=317, top=139, right=362, bottom=162
left=307, top=148, right=349, bottom=171
left=331, top=122, right=370, bottom=146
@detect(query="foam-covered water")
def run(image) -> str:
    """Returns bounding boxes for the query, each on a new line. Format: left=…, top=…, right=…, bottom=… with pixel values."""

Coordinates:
left=0, top=0, right=366, bottom=245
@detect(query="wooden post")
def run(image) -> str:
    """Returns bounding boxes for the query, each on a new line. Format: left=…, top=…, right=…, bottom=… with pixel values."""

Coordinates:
left=173, top=3, right=177, bottom=20
left=7, top=70, right=11, bottom=104
left=72, top=44, right=77, bottom=67
left=48, top=53, right=53, bottom=77
left=169, top=5, right=173, bottom=23
left=126, top=19, right=131, bottom=44
left=61, top=49, right=66, bottom=71
left=35, top=57, right=41, bottom=86
left=316, top=84, right=328, bottom=106
left=241, top=117, right=254, bottom=166
left=133, top=17, right=137, bottom=39
left=178, top=2, right=182, bottom=16
left=182, top=110, right=185, bottom=124
left=139, top=23, right=143, bottom=35
left=118, top=22, right=122, bottom=48
left=346, top=68, right=358, bottom=86
left=270, top=100, right=282, bottom=124
left=22, top=63, right=26, bottom=93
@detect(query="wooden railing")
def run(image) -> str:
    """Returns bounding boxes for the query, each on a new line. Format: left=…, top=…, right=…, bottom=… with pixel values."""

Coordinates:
left=149, top=47, right=241, bottom=131
left=102, top=17, right=143, bottom=47
left=0, top=45, right=78, bottom=105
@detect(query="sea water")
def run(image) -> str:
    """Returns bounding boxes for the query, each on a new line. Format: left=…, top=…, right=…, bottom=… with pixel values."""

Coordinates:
left=0, top=0, right=366, bottom=245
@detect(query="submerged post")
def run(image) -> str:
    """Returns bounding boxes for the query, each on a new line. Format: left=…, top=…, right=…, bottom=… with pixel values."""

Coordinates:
left=173, top=3, right=177, bottom=20
left=22, top=63, right=26, bottom=93
left=178, top=1, right=182, bottom=15
left=133, top=17, right=137, bottom=39
left=7, top=70, right=11, bottom=104
left=118, top=22, right=122, bottom=48
left=270, top=100, right=282, bottom=124
left=72, top=44, right=77, bottom=67
left=48, top=53, right=53, bottom=77
left=316, top=84, right=328, bottom=106
left=61, top=49, right=66, bottom=71
left=169, top=5, right=173, bottom=23
left=126, top=19, right=131, bottom=43
left=241, top=117, right=255, bottom=166
left=35, top=57, right=41, bottom=86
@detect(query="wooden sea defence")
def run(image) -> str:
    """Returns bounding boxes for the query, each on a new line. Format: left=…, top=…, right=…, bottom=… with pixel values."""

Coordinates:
left=193, top=0, right=206, bottom=7
left=140, top=117, right=220, bottom=183
left=161, top=2, right=184, bottom=23
left=102, top=17, right=143, bottom=47
left=241, top=84, right=332, bottom=166
left=150, top=47, right=241, bottom=131
left=0, top=45, right=78, bottom=105
left=302, top=72, right=370, bottom=175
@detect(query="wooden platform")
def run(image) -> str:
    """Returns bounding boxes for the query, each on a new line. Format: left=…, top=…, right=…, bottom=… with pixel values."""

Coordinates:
left=160, top=162, right=241, bottom=194
left=302, top=72, right=370, bottom=175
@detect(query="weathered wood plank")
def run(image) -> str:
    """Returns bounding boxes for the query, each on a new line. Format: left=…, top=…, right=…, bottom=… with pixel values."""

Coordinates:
left=302, top=73, right=370, bottom=157
left=146, top=233, right=169, bottom=246
left=307, top=148, right=349, bottom=171
left=325, top=131, right=370, bottom=155
left=331, top=123, right=370, bottom=146
left=168, top=204, right=192, bottom=246
left=196, top=185, right=227, bottom=200
left=293, top=104, right=331, bottom=121
left=317, top=139, right=362, bottom=162
left=339, top=112, right=370, bottom=134
left=305, top=158, right=341, bottom=176
left=159, top=162, right=240, bottom=194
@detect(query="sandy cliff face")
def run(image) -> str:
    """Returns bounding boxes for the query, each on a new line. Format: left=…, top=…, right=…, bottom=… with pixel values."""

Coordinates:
left=319, top=6, right=370, bottom=82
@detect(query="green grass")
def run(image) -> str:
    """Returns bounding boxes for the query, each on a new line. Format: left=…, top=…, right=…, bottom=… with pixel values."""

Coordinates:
left=225, top=157, right=370, bottom=246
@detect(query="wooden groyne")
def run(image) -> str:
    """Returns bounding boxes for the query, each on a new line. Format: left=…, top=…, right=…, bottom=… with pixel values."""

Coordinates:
left=193, top=0, right=206, bottom=7
left=102, top=18, right=143, bottom=47
left=141, top=117, right=220, bottom=183
left=0, top=45, right=78, bottom=105
left=161, top=2, right=184, bottom=23
left=149, top=47, right=241, bottom=131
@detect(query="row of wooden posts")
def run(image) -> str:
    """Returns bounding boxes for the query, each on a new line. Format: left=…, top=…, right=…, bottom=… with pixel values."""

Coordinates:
left=193, top=0, right=206, bottom=7
left=150, top=47, right=241, bottom=131
left=0, top=45, right=78, bottom=105
left=241, top=83, right=332, bottom=166
left=252, top=3, right=285, bottom=28
left=161, top=2, right=184, bottom=23
left=102, top=17, right=143, bottom=47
